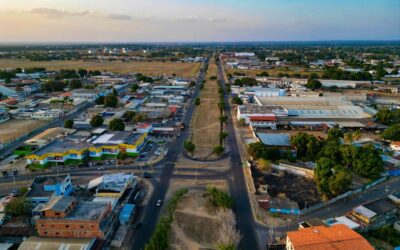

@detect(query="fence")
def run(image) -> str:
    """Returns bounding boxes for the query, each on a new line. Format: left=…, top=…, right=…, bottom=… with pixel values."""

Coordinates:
left=301, top=175, right=389, bottom=215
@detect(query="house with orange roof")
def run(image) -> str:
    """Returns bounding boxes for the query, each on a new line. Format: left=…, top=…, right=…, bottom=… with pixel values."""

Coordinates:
left=286, top=224, right=374, bottom=250
left=390, top=141, right=400, bottom=152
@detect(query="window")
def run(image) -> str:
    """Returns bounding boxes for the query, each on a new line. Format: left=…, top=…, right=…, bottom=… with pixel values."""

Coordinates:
left=65, top=225, right=69, bottom=228
left=80, top=225, right=84, bottom=229
left=55, top=212, right=60, bottom=216
left=44, top=232, right=48, bottom=234
left=56, top=232, right=59, bottom=235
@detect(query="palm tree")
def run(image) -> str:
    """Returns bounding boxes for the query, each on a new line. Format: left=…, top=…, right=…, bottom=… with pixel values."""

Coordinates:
left=353, top=129, right=362, bottom=142
left=344, top=133, right=354, bottom=144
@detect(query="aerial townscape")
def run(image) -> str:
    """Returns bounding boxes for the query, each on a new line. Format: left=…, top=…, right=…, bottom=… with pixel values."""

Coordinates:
left=0, top=1, right=399, bottom=250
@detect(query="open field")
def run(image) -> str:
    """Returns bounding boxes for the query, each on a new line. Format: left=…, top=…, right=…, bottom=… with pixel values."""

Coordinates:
left=0, top=119, right=48, bottom=145
left=191, top=58, right=221, bottom=158
left=0, top=59, right=201, bottom=78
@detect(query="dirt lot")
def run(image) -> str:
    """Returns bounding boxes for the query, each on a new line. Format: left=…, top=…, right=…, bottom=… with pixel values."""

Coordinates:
left=0, top=119, right=48, bottom=145
left=191, top=58, right=221, bottom=158
left=251, top=165, right=321, bottom=209
left=168, top=189, right=237, bottom=250
left=0, top=59, right=201, bottom=78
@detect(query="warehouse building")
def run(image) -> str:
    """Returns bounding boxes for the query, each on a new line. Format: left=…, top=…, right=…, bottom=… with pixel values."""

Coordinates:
left=25, top=131, right=147, bottom=166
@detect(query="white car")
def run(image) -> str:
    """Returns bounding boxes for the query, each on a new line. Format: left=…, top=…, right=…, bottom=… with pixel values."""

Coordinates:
left=156, top=199, right=163, bottom=207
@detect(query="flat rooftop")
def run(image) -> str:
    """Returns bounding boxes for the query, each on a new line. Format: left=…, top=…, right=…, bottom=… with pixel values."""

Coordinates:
left=239, top=104, right=287, bottom=115
left=257, top=133, right=291, bottom=147
left=39, top=196, right=76, bottom=212
left=92, top=131, right=140, bottom=145
left=39, top=200, right=109, bottom=221
left=364, top=199, right=397, bottom=214
left=27, top=175, right=69, bottom=198
left=25, top=127, right=75, bottom=145
left=34, top=139, right=92, bottom=156
left=255, top=96, right=370, bottom=119
left=18, top=237, right=93, bottom=250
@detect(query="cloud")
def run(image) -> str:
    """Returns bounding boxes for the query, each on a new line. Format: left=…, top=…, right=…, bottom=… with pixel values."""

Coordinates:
left=177, top=15, right=228, bottom=23
left=30, top=8, right=90, bottom=18
left=29, top=8, right=131, bottom=21
left=108, top=14, right=132, bottom=20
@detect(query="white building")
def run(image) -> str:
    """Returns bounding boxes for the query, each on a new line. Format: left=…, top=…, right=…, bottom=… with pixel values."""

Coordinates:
left=245, top=87, right=286, bottom=97
left=31, top=109, right=64, bottom=120
left=235, top=52, right=255, bottom=57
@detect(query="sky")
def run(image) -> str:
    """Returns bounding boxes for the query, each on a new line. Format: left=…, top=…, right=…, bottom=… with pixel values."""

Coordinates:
left=0, top=0, right=399, bottom=42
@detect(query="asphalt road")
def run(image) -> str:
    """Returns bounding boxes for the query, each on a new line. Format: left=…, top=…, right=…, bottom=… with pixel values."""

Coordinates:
left=129, top=58, right=209, bottom=250
left=217, top=57, right=261, bottom=250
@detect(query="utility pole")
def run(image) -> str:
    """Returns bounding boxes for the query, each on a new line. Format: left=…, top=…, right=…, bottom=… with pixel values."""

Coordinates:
left=56, top=161, right=60, bottom=177
left=195, top=166, right=198, bottom=184
left=11, top=165, right=16, bottom=185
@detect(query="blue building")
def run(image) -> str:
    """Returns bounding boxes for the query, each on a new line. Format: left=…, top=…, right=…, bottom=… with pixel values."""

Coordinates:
left=27, top=174, right=74, bottom=206
left=119, top=204, right=136, bottom=225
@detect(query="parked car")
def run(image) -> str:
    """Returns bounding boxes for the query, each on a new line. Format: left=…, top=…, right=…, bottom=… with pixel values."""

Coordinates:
left=132, top=222, right=142, bottom=229
left=143, top=172, right=152, bottom=178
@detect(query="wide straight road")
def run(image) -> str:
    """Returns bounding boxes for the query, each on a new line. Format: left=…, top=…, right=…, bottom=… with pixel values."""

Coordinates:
left=217, top=56, right=260, bottom=250
left=130, top=58, right=209, bottom=250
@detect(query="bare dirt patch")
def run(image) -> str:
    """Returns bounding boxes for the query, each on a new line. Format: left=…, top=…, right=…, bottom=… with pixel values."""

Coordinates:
left=0, top=119, right=48, bottom=145
left=192, top=58, right=221, bottom=158
left=0, top=59, right=201, bottom=78
left=168, top=190, right=238, bottom=250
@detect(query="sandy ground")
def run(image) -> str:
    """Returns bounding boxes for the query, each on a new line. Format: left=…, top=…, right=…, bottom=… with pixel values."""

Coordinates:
left=0, top=59, right=201, bottom=78
left=191, top=59, right=221, bottom=158
left=0, top=119, right=48, bottom=145
left=168, top=189, right=235, bottom=250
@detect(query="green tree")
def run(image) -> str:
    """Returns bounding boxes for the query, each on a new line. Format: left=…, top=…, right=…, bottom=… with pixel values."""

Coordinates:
left=232, top=96, right=243, bottom=105
left=131, top=83, right=139, bottom=93
left=213, top=145, right=224, bottom=155
left=328, top=167, right=351, bottom=196
left=207, top=187, right=234, bottom=208
left=64, top=119, right=74, bottom=129
left=184, top=140, right=196, bottom=153
left=112, top=88, right=118, bottom=96
left=104, top=94, right=118, bottom=108
left=194, top=97, right=200, bottom=105
left=109, top=118, right=125, bottom=131
left=352, top=144, right=383, bottom=179
left=344, top=133, right=354, bottom=144
left=238, top=118, right=246, bottom=126
left=219, top=115, right=228, bottom=123
left=219, top=132, right=228, bottom=141
left=90, top=115, right=104, bottom=127
left=77, top=68, right=88, bottom=78
left=123, top=111, right=136, bottom=122
left=314, top=157, right=335, bottom=197
left=134, top=114, right=146, bottom=122
left=95, top=96, right=105, bottom=105
left=327, top=127, right=344, bottom=142
left=69, top=79, right=82, bottom=89
left=375, top=109, right=393, bottom=125
left=382, top=124, right=400, bottom=141
left=306, top=79, right=322, bottom=90
left=257, top=71, right=269, bottom=77
left=5, top=197, right=30, bottom=216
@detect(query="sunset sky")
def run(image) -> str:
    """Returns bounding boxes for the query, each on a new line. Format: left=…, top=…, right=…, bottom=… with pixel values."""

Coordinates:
left=0, top=0, right=399, bottom=42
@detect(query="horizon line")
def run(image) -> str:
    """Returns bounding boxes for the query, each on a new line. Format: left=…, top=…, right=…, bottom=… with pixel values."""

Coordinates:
left=0, top=39, right=400, bottom=46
